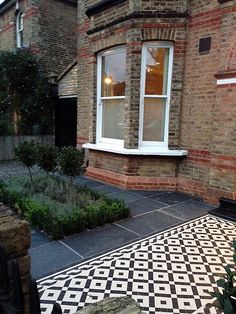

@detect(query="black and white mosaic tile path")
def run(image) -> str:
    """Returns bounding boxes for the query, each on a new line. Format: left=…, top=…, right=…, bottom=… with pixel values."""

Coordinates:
left=38, top=215, right=236, bottom=314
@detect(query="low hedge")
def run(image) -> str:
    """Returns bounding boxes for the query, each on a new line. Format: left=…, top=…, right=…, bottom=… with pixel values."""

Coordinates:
left=0, top=175, right=130, bottom=239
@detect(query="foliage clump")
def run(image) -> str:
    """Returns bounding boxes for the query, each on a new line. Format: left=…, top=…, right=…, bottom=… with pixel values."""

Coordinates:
left=0, top=49, right=54, bottom=135
left=58, top=146, right=84, bottom=182
left=0, top=175, right=130, bottom=239
left=36, top=144, right=58, bottom=174
left=14, top=140, right=38, bottom=182
left=209, top=240, right=236, bottom=314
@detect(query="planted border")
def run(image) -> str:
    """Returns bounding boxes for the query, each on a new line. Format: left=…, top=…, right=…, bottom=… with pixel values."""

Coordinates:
left=0, top=175, right=130, bottom=239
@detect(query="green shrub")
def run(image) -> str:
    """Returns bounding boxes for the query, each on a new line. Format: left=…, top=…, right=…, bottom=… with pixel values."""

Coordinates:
left=36, top=144, right=58, bottom=174
left=0, top=175, right=130, bottom=239
left=58, top=146, right=84, bottom=182
left=209, top=240, right=236, bottom=314
left=15, top=140, right=38, bottom=182
left=0, top=49, right=54, bottom=135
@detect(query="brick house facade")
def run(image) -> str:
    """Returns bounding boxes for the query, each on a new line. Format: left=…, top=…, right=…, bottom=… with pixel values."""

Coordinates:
left=0, top=0, right=77, bottom=75
left=77, top=0, right=236, bottom=204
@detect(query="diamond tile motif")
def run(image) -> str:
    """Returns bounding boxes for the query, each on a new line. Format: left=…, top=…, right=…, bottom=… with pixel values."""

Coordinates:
left=38, top=215, right=236, bottom=314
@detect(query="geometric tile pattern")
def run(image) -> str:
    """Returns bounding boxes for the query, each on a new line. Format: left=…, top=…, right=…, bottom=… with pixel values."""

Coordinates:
left=38, top=215, right=236, bottom=314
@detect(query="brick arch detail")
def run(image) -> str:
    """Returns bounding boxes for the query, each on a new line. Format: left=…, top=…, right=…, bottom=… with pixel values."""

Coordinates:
left=141, top=28, right=177, bottom=41
left=92, top=32, right=127, bottom=53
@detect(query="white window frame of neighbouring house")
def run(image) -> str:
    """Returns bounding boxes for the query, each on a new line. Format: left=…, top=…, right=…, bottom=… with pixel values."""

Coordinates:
left=96, top=46, right=126, bottom=146
left=139, top=41, right=174, bottom=150
left=96, top=42, right=173, bottom=150
left=16, top=10, right=23, bottom=48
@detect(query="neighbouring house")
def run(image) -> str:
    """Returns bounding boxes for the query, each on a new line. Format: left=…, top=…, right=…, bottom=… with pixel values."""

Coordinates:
left=0, top=0, right=77, bottom=76
left=56, top=60, right=78, bottom=147
left=0, top=0, right=78, bottom=150
left=77, top=0, right=236, bottom=204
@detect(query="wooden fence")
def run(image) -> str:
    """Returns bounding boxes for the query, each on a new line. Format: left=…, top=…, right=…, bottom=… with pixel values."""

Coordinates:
left=0, top=135, right=55, bottom=161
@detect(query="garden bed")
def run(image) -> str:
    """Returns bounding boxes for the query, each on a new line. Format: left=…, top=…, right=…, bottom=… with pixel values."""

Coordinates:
left=0, top=175, right=130, bottom=239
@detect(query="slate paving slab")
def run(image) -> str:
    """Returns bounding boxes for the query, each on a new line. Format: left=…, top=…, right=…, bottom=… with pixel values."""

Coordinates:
left=109, top=190, right=145, bottom=204
left=160, top=199, right=213, bottom=220
left=30, top=241, right=82, bottom=278
left=31, top=230, right=50, bottom=248
left=150, top=191, right=195, bottom=205
left=127, top=198, right=167, bottom=216
left=92, top=184, right=122, bottom=195
left=117, top=210, right=182, bottom=236
left=61, top=223, right=138, bottom=259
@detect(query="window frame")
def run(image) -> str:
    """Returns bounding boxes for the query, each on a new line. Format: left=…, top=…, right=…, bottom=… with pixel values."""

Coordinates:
left=16, top=10, right=24, bottom=48
left=139, top=41, right=174, bottom=149
left=96, top=46, right=126, bottom=146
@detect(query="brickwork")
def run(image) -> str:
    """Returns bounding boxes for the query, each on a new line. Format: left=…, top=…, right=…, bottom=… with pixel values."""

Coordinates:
left=58, top=61, right=78, bottom=96
left=37, top=0, right=77, bottom=75
left=86, top=166, right=177, bottom=190
left=0, top=0, right=32, bottom=50
left=89, top=150, right=178, bottom=177
left=0, top=0, right=77, bottom=76
left=178, top=0, right=236, bottom=203
left=79, top=0, right=236, bottom=204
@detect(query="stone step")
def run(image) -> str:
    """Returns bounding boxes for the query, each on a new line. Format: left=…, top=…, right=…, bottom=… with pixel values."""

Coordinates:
left=208, top=197, right=236, bottom=222
left=75, top=297, right=144, bottom=314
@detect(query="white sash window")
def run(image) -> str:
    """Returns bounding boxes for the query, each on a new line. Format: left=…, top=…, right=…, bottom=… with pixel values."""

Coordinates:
left=139, top=42, right=173, bottom=148
left=97, top=47, right=126, bottom=146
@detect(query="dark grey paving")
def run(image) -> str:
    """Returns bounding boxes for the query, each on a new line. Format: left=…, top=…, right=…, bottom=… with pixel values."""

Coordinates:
left=92, top=184, right=122, bottom=195
left=109, top=190, right=144, bottom=204
left=74, top=177, right=105, bottom=188
left=31, top=230, right=50, bottom=248
left=117, top=211, right=182, bottom=236
left=62, top=223, right=138, bottom=258
left=150, top=191, right=195, bottom=205
left=160, top=199, right=213, bottom=220
left=128, top=190, right=166, bottom=197
left=127, top=198, right=166, bottom=216
left=29, top=242, right=81, bottom=278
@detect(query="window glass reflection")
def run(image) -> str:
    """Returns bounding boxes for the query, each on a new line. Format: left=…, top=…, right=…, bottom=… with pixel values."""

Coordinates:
left=145, top=47, right=169, bottom=95
left=101, top=50, right=126, bottom=97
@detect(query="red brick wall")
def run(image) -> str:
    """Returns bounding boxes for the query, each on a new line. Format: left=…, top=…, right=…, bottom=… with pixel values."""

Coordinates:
left=178, top=0, right=236, bottom=203
left=79, top=0, right=236, bottom=203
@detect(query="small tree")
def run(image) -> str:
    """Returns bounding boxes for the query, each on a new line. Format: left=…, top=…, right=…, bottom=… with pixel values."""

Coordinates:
left=36, top=144, right=58, bottom=175
left=15, top=141, right=38, bottom=182
left=58, top=147, right=84, bottom=183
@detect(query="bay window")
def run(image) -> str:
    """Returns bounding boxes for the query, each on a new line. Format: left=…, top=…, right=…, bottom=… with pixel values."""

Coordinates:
left=96, top=42, right=173, bottom=152
left=97, top=47, right=126, bottom=145
left=139, top=42, right=173, bottom=149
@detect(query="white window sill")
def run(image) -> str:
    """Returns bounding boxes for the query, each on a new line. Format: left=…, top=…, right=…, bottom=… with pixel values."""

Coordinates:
left=82, top=143, right=188, bottom=156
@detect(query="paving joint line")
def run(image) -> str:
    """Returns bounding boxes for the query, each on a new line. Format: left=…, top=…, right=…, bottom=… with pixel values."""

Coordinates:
left=59, top=240, right=84, bottom=259
left=132, top=198, right=197, bottom=219
left=114, top=223, right=141, bottom=237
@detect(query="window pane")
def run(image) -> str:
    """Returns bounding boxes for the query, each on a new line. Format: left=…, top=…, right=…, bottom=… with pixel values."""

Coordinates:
left=145, top=47, right=169, bottom=95
left=143, top=98, right=166, bottom=141
left=101, top=50, right=126, bottom=97
left=102, top=99, right=124, bottom=140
